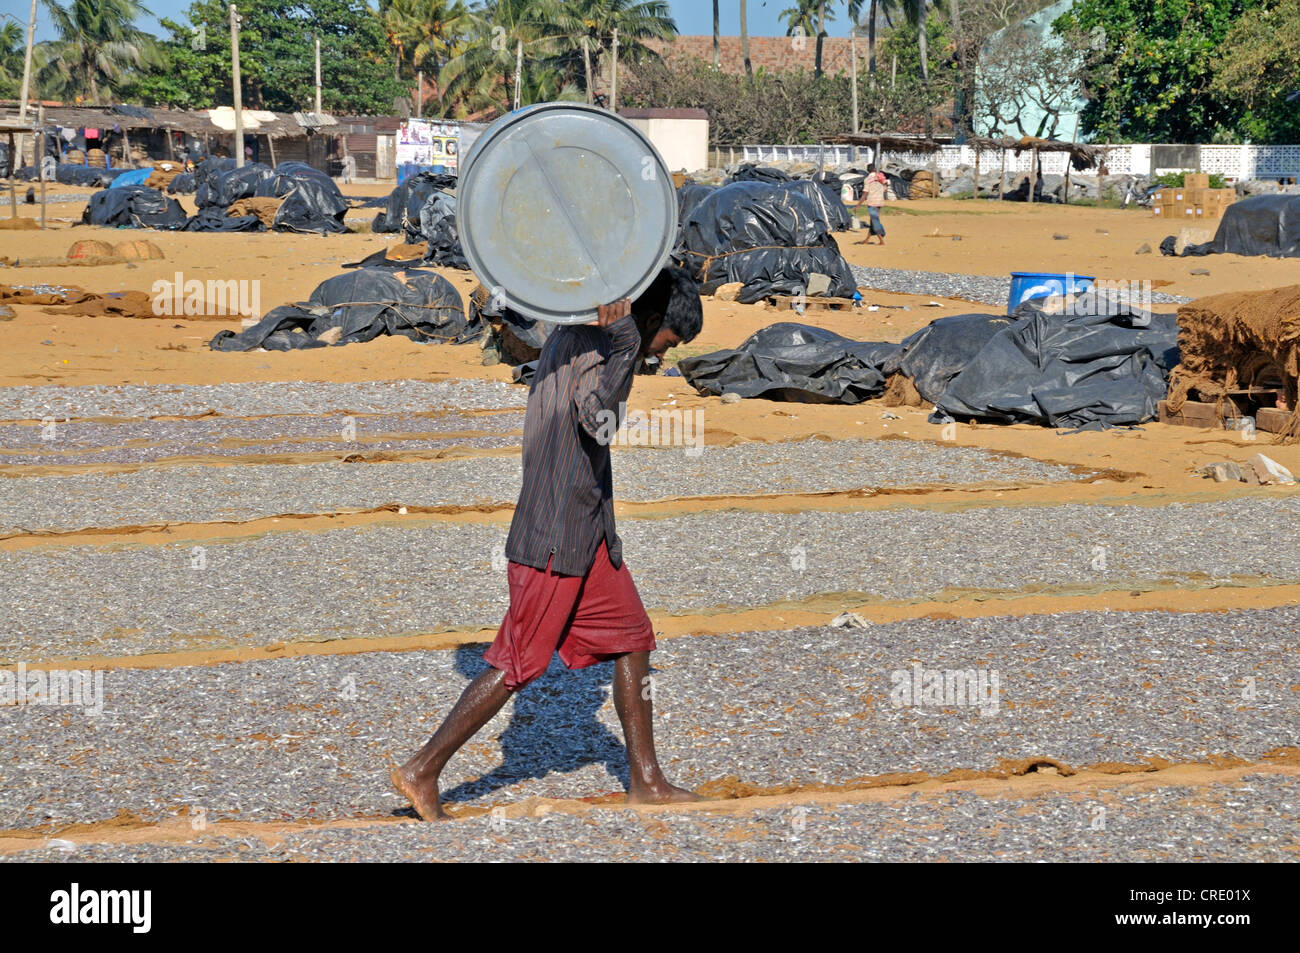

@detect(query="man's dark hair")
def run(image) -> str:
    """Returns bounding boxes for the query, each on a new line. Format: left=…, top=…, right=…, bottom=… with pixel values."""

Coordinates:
left=632, top=266, right=703, bottom=344
left=867, top=163, right=878, bottom=173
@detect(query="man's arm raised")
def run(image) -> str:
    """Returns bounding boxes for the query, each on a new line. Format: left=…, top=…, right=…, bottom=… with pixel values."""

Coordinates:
left=575, top=298, right=640, bottom=440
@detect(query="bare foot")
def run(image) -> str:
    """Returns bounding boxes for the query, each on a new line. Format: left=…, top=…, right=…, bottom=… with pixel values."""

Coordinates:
left=390, top=765, right=450, bottom=821
left=627, top=781, right=704, bottom=805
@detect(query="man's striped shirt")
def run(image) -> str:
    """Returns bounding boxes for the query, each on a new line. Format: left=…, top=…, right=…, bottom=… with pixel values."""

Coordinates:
left=505, top=315, right=641, bottom=576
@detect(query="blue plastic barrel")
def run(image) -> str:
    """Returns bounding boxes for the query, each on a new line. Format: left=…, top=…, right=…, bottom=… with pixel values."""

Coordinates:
left=1007, top=272, right=1094, bottom=315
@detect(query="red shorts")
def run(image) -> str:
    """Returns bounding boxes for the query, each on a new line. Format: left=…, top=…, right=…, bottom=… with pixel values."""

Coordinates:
left=483, top=541, right=656, bottom=691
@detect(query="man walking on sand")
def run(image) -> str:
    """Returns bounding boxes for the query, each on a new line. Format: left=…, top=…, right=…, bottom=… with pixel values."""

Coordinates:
left=855, top=164, right=888, bottom=246
left=392, top=269, right=705, bottom=820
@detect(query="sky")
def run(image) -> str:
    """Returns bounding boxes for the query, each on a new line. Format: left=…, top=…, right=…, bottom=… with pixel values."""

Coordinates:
left=2, top=0, right=816, bottom=45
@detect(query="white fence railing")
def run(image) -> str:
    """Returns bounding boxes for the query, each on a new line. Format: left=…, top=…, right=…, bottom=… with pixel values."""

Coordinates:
left=734, top=142, right=1300, bottom=179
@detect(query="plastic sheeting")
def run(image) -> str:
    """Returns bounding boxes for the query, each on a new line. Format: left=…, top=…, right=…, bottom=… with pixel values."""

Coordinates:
left=189, top=159, right=346, bottom=233
left=270, top=161, right=349, bottom=234
left=18, top=164, right=126, bottom=188
left=1165, top=194, right=1300, bottom=258
left=371, top=171, right=458, bottom=239
left=209, top=268, right=467, bottom=352
left=416, top=191, right=468, bottom=268
left=678, top=322, right=901, bottom=403
left=674, top=181, right=857, bottom=304
left=890, top=313, right=1017, bottom=404
left=679, top=295, right=1180, bottom=427
left=934, top=294, right=1181, bottom=429
left=726, top=164, right=852, bottom=231
left=183, top=207, right=263, bottom=232
left=109, top=168, right=154, bottom=189
left=81, top=185, right=188, bottom=230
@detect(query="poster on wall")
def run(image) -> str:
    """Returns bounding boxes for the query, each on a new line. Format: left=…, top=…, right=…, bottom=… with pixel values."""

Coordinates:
left=396, top=118, right=460, bottom=183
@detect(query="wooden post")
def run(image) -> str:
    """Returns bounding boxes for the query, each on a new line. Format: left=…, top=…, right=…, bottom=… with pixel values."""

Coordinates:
left=850, top=33, right=859, bottom=135
left=1100, top=140, right=1110, bottom=205
left=999, top=145, right=1006, bottom=201
left=230, top=4, right=245, bottom=168
left=121, top=127, right=131, bottom=168
left=514, top=40, right=523, bottom=110
left=416, top=69, right=423, bottom=116
left=611, top=28, right=619, bottom=111
left=267, top=135, right=277, bottom=168
left=582, top=36, right=593, bottom=105
left=7, top=132, right=16, bottom=219
left=1028, top=144, right=1038, bottom=204
left=1062, top=116, right=1079, bottom=206
left=315, top=36, right=323, bottom=115
left=973, top=140, right=980, bottom=200
left=38, top=105, right=46, bottom=229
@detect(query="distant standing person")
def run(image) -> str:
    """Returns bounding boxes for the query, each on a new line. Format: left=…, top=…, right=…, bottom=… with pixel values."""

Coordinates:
left=855, top=164, right=888, bottom=246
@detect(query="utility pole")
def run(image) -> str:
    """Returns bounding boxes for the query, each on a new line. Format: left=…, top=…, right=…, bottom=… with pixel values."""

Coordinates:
left=513, top=39, right=523, bottom=110
left=582, top=35, right=592, bottom=105
left=416, top=69, right=422, bottom=117
left=14, top=0, right=37, bottom=169
left=851, top=32, right=859, bottom=135
left=611, top=29, right=619, bottom=112
left=230, top=4, right=245, bottom=167
left=315, top=35, right=323, bottom=115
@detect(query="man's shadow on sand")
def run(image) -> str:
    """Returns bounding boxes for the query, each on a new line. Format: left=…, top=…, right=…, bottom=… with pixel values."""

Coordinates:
left=434, top=644, right=634, bottom=806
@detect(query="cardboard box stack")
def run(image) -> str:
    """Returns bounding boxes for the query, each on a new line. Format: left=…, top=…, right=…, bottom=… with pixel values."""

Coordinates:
left=1152, top=174, right=1235, bottom=219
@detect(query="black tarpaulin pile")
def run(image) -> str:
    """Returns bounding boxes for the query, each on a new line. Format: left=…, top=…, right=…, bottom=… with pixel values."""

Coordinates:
left=187, top=158, right=347, bottom=233
left=726, top=163, right=852, bottom=231
left=209, top=268, right=466, bottom=352
left=416, top=191, right=469, bottom=268
left=268, top=161, right=349, bottom=234
left=81, top=185, right=188, bottom=230
left=1162, top=194, right=1300, bottom=258
left=17, top=164, right=126, bottom=187
left=680, top=294, right=1180, bottom=425
left=372, top=171, right=458, bottom=239
left=674, top=181, right=857, bottom=304
left=80, top=159, right=350, bottom=234
left=886, top=313, right=1016, bottom=405
left=933, top=293, right=1181, bottom=429
left=678, top=322, right=901, bottom=403
left=194, top=160, right=275, bottom=208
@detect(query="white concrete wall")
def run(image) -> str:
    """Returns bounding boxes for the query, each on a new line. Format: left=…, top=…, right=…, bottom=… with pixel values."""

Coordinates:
left=626, top=117, right=709, bottom=173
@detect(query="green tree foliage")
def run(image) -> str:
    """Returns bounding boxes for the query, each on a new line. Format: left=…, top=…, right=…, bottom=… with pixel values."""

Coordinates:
left=438, top=0, right=675, bottom=118
left=1055, top=0, right=1262, bottom=142
left=36, top=0, right=161, bottom=103
left=121, top=0, right=406, bottom=114
left=622, top=56, right=931, bottom=144
left=0, top=20, right=25, bottom=99
left=380, top=0, right=470, bottom=90
left=1211, top=0, right=1300, bottom=142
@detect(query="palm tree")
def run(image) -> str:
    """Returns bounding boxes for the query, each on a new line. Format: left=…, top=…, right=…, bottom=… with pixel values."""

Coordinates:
left=440, top=0, right=555, bottom=116
left=905, top=0, right=929, bottom=89
left=849, top=0, right=898, bottom=84
left=546, top=0, right=676, bottom=102
left=0, top=20, right=25, bottom=98
left=739, top=0, right=752, bottom=82
left=36, top=0, right=159, bottom=104
left=781, top=0, right=834, bottom=76
left=383, top=0, right=471, bottom=108
left=780, top=0, right=818, bottom=37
